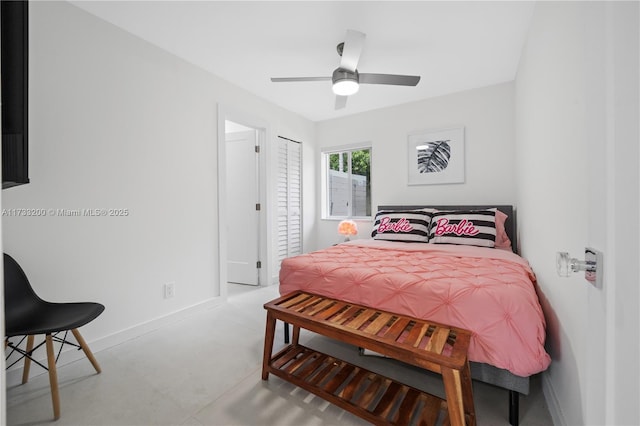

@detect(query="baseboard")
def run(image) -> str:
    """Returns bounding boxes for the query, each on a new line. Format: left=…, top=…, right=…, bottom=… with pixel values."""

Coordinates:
left=542, top=371, right=566, bottom=426
left=5, top=296, right=224, bottom=388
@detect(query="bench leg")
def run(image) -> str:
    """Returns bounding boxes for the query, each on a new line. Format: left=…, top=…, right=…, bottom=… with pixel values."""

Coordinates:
left=262, top=311, right=276, bottom=380
left=284, top=321, right=290, bottom=344
left=461, top=360, right=476, bottom=426
left=292, top=325, right=301, bottom=346
left=442, top=367, right=468, bottom=426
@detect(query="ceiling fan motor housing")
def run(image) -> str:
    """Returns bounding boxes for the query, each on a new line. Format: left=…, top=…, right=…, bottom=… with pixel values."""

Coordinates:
left=332, top=68, right=359, bottom=84
left=332, top=68, right=360, bottom=96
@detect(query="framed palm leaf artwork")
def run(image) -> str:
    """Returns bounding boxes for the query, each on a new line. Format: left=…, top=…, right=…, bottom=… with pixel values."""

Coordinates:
left=407, top=126, right=465, bottom=185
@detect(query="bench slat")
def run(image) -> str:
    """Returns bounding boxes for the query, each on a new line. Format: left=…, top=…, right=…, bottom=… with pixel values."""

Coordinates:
left=295, top=352, right=329, bottom=379
left=371, top=380, right=403, bottom=418
left=314, top=301, right=349, bottom=320
left=405, top=322, right=429, bottom=347
left=329, top=305, right=360, bottom=325
left=426, top=326, right=452, bottom=354
left=382, top=317, right=412, bottom=342
left=278, top=293, right=312, bottom=309
left=293, top=295, right=324, bottom=312
left=419, top=393, right=444, bottom=426
left=345, top=308, right=378, bottom=330
left=307, top=357, right=340, bottom=386
left=363, top=312, right=394, bottom=335
left=271, top=345, right=304, bottom=370
left=339, top=369, right=368, bottom=401
left=395, top=388, right=422, bottom=424
left=283, top=347, right=316, bottom=375
left=356, top=375, right=385, bottom=408
left=304, top=298, right=336, bottom=316
left=323, top=363, right=356, bottom=394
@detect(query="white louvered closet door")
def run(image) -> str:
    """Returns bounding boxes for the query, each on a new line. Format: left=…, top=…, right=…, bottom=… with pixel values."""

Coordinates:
left=277, top=137, right=302, bottom=268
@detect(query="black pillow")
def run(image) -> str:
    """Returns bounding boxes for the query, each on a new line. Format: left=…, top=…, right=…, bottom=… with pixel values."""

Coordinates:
left=428, top=209, right=497, bottom=248
left=371, top=209, right=433, bottom=243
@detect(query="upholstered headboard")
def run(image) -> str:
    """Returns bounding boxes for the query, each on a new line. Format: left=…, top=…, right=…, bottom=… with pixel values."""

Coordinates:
left=377, top=205, right=517, bottom=253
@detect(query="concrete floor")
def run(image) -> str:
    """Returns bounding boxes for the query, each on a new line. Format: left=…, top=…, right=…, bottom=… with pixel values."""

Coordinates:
left=6, top=283, right=553, bottom=425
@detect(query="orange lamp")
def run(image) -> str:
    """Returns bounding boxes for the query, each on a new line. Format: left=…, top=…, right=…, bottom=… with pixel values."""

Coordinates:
left=338, top=220, right=358, bottom=241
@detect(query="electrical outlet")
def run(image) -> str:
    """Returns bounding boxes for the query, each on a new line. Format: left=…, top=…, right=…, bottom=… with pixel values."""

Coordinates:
left=164, top=282, right=175, bottom=299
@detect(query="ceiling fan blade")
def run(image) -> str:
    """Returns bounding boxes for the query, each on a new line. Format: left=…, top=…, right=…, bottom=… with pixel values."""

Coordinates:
left=335, top=95, right=348, bottom=110
left=339, top=30, right=366, bottom=72
left=359, top=73, right=421, bottom=86
left=271, top=77, right=331, bottom=82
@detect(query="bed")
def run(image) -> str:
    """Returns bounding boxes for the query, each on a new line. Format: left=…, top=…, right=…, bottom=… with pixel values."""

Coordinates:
left=278, top=205, right=551, bottom=425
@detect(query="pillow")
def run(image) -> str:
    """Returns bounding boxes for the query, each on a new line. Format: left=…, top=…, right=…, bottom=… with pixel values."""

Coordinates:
left=371, top=209, right=433, bottom=243
left=494, top=209, right=513, bottom=251
left=429, top=209, right=497, bottom=248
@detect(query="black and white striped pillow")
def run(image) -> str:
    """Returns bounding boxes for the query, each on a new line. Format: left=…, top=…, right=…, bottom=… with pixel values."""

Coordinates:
left=429, top=209, right=497, bottom=248
left=371, top=209, right=433, bottom=243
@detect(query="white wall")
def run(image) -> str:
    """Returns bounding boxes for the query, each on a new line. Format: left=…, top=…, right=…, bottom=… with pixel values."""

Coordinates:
left=516, top=2, right=639, bottom=425
left=315, top=82, right=516, bottom=248
left=2, top=1, right=315, bottom=365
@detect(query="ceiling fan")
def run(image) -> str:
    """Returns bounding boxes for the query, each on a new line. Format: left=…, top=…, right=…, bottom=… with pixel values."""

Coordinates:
left=271, top=30, right=421, bottom=110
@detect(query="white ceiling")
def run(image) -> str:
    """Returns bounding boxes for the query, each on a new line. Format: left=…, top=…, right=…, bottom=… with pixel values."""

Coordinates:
left=70, top=1, right=535, bottom=122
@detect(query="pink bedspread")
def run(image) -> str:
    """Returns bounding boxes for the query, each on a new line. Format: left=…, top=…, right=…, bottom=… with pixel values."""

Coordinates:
left=279, top=240, right=551, bottom=377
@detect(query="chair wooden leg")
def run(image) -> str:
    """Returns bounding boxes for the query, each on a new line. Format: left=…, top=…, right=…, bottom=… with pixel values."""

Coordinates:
left=22, top=335, right=35, bottom=384
left=71, top=328, right=101, bottom=374
left=45, top=334, right=61, bottom=420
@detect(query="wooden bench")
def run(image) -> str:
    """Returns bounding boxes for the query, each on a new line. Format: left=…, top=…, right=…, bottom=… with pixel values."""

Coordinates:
left=262, top=291, right=476, bottom=426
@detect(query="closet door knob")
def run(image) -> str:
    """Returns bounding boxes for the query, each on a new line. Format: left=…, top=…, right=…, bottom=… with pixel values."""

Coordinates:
left=556, top=248, right=603, bottom=288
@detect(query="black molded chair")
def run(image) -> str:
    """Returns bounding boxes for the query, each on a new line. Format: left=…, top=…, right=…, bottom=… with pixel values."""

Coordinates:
left=4, top=253, right=105, bottom=420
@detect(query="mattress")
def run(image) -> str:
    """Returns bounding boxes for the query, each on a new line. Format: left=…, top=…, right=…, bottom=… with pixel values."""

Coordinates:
left=279, top=239, right=551, bottom=378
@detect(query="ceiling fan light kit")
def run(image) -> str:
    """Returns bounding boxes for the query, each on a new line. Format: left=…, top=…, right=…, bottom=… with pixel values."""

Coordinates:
left=271, top=29, right=420, bottom=109
left=332, top=69, right=359, bottom=96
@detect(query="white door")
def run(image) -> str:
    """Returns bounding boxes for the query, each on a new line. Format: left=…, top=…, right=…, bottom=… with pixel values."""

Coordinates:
left=276, top=137, right=302, bottom=269
left=226, top=130, right=259, bottom=285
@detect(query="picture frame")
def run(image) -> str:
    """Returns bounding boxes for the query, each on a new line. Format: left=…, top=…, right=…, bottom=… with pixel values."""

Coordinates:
left=407, top=126, right=465, bottom=185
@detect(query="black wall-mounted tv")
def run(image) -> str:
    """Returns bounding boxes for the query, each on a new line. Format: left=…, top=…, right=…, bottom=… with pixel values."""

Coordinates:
left=1, top=1, right=29, bottom=189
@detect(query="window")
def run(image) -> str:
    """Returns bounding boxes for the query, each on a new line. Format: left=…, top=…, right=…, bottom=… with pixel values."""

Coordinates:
left=323, top=145, right=371, bottom=219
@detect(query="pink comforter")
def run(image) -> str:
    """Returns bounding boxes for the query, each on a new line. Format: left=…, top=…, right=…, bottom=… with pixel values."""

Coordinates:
left=279, top=240, right=551, bottom=377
